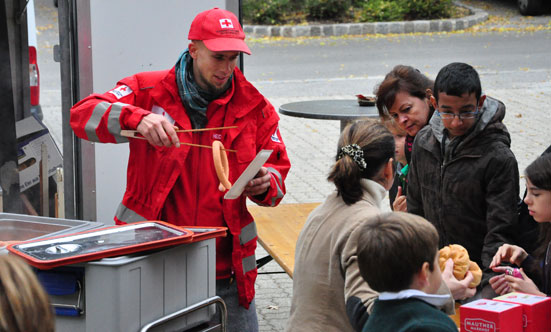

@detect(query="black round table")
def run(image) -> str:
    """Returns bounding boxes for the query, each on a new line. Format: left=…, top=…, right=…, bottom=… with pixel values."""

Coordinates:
left=279, top=99, right=379, bottom=131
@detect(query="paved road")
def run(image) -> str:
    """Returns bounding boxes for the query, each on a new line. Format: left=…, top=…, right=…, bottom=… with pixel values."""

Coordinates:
left=31, top=0, right=551, bottom=330
left=247, top=2, right=551, bottom=331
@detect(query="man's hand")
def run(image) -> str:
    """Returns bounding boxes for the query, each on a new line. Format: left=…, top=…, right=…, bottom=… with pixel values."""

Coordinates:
left=136, top=113, right=180, bottom=148
left=442, top=258, right=476, bottom=300
left=392, top=186, right=407, bottom=212
left=244, top=167, right=271, bottom=197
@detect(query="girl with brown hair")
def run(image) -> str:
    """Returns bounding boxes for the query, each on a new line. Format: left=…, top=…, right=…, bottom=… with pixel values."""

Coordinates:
left=286, top=119, right=396, bottom=332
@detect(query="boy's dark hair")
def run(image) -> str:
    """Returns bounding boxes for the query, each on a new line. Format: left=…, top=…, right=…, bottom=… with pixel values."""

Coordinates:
left=357, top=212, right=439, bottom=292
left=525, top=153, right=551, bottom=258
left=433, top=62, right=482, bottom=102
left=375, top=65, right=434, bottom=120
left=327, top=119, right=395, bottom=205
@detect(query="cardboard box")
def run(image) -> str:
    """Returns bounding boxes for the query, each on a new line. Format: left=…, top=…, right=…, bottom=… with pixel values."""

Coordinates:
left=460, top=299, right=523, bottom=332
left=494, top=292, right=551, bottom=332
left=16, top=116, right=62, bottom=192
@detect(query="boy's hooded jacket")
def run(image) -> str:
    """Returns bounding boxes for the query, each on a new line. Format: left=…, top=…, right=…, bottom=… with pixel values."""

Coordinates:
left=408, top=96, right=519, bottom=285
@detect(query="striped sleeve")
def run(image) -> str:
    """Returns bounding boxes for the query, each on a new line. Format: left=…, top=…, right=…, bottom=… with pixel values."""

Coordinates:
left=70, top=82, right=150, bottom=143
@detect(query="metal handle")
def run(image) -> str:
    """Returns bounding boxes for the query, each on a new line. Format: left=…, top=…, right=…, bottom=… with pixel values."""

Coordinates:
left=140, top=296, right=226, bottom=332
left=51, top=280, right=84, bottom=316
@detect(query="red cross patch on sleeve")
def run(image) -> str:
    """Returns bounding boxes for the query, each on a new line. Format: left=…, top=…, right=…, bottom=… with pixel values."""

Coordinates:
left=271, top=127, right=281, bottom=143
left=108, top=85, right=133, bottom=99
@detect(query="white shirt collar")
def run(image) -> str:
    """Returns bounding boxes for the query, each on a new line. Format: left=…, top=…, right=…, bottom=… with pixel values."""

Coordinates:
left=378, top=289, right=451, bottom=307
left=360, top=179, right=386, bottom=208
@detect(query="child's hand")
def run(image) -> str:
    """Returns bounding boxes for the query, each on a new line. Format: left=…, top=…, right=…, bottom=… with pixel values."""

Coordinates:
left=392, top=186, right=407, bottom=212
left=442, top=258, right=476, bottom=300
left=489, top=274, right=510, bottom=295
left=489, top=244, right=528, bottom=268
left=503, top=268, right=545, bottom=296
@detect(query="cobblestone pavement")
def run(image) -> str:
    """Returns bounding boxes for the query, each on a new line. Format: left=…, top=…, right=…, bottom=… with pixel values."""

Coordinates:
left=252, top=2, right=551, bottom=331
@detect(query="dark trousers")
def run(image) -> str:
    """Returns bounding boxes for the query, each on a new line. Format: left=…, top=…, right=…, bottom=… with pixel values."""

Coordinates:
left=212, top=277, right=258, bottom=332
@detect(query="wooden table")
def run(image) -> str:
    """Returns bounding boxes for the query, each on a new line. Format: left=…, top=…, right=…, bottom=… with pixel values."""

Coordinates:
left=248, top=203, right=320, bottom=278
left=250, top=202, right=461, bottom=329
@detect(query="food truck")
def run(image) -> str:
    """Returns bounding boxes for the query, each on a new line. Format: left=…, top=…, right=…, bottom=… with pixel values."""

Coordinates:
left=0, top=1, right=242, bottom=330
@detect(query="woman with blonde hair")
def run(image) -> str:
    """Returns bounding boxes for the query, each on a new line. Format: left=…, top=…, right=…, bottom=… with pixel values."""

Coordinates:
left=0, top=255, right=54, bottom=332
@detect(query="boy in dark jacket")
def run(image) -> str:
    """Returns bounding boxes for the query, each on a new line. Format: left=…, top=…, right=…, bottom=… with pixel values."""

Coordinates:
left=407, top=62, right=519, bottom=295
left=358, top=212, right=457, bottom=332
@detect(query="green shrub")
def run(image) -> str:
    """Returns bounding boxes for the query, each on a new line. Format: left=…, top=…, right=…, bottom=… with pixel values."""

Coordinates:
left=243, top=0, right=290, bottom=25
left=359, top=0, right=406, bottom=22
left=402, top=0, right=453, bottom=20
left=305, top=0, right=351, bottom=21
left=358, top=0, right=453, bottom=22
left=243, top=0, right=455, bottom=24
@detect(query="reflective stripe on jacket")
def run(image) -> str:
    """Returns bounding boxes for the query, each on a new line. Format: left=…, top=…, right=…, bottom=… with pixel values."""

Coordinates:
left=70, top=67, right=290, bottom=308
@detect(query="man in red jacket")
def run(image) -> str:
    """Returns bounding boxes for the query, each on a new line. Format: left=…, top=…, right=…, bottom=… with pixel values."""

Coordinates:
left=70, top=8, right=290, bottom=332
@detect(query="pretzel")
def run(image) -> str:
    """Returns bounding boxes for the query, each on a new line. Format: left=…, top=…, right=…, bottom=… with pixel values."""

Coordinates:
left=439, top=244, right=482, bottom=288
left=212, top=140, right=232, bottom=192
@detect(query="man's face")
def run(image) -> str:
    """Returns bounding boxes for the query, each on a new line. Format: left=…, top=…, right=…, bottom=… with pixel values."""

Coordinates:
left=431, top=92, right=485, bottom=138
left=189, top=41, right=239, bottom=95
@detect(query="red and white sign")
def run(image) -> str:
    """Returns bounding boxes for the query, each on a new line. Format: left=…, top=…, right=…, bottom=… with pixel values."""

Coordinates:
left=271, top=127, right=281, bottom=143
left=108, top=85, right=133, bottom=99
left=494, top=292, right=551, bottom=332
left=219, top=18, right=233, bottom=29
left=460, top=299, right=523, bottom=332
left=464, top=318, right=496, bottom=332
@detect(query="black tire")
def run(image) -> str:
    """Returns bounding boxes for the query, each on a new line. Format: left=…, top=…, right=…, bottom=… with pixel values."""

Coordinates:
left=518, top=0, right=543, bottom=15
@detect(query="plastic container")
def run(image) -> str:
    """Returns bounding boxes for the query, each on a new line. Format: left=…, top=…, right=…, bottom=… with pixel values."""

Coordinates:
left=49, top=239, right=216, bottom=332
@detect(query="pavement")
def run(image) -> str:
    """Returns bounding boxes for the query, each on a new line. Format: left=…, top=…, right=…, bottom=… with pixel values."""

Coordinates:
left=252, top=1, right=551, bottom=331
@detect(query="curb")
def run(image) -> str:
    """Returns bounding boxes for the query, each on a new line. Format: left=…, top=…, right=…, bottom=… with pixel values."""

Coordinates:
left=244, top=1, right=488, bottom=38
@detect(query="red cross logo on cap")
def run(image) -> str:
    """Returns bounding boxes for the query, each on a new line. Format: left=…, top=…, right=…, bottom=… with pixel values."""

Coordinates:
left=219, top=18, right=233, bottom=29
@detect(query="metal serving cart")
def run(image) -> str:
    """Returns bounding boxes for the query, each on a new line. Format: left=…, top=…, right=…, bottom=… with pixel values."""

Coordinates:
left=8, top=222, right=227, bottom=332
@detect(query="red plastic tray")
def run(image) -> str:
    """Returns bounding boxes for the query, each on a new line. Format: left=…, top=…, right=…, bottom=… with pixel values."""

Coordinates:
left=7, top=221, right=194, bottom=269
left=182, top=226, right=227, bottom=242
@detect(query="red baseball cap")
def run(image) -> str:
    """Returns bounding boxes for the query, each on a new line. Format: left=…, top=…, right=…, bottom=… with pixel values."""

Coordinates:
left=188, top=8, right=251, bottom=55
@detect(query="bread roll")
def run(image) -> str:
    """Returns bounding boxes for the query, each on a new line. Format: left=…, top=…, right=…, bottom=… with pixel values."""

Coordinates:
left=468, top=261, right=482, bottom=288
left=438, top=244, right=481, bottom=288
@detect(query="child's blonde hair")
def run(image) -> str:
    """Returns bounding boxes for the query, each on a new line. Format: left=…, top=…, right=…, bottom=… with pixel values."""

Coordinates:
left=0, top=255, right=54, bottom=332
